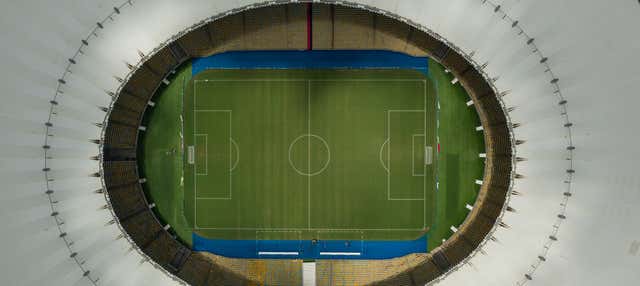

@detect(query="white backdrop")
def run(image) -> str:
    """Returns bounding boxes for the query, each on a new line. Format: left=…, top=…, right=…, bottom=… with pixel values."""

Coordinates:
left=0, top=0, right=638, bottom=285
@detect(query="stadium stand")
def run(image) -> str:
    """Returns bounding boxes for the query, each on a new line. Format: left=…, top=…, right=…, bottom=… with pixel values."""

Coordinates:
left=374, top=14, right=412, bottom=55
left=144, top=47, right=178, bottom=78
left=104, top=122, right=137, bottom=149
left=206, top=13, right=246, bottom=55
left=284, top=4, right=308, bottom=49
left=177, top=26, right=213, bottom=58
left=177, top=4, right=309, bottom=57
left=99, top=20, right=253, bottom=285
left=114, top=91, right=147, bottom=112
left=441, top=50, right=472, bottom=76
left=316, top=254, right=426, bottom=285
left=406, top=28, right=448, bottom=61
left=372, top=273, right=414, bottom=286
left=143, top=231, right=183, bottom=266
left=244, top=6, right=289, bottom=50
left=101, top=4, right=513, bottom=285
left=103, top=161, right=138, bottom=187
left=107, top=183, right=147, bottom=219
left=108, top=107, right=140, bottom=126
left=311, top=4, right=334, bottom=49
left=202, top=252, right=302, bottom=285
left=215, top=4, right=310, bottom=51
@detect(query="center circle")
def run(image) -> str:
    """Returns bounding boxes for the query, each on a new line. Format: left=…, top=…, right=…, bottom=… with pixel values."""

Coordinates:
left=288, top=134, right=331, bottom=176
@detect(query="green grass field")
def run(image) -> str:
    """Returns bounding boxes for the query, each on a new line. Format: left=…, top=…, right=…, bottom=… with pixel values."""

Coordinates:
left=139, top=60, right=484, bottom=250
left=183, top=69, right=436, bottom=241
left=428, top=60, right=485, bottom=249
left=138, top=64, right=191, bottom=245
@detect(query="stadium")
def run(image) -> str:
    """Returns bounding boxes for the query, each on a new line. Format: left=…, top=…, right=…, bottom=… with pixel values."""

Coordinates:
left=0, top=0, right=638, bottom=285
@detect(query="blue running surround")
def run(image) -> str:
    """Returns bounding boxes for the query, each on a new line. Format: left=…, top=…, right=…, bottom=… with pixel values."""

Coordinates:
left=192, top=50, right=428, bottom=76
left=190, top=50, right=429, bottom=260
left=193, top=232, right=427, bottom=260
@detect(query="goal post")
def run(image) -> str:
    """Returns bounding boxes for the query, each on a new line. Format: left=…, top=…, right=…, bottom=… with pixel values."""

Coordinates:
left=424, top=146, right=433, bottom=165
left=188, top=145, right=195, bottom=164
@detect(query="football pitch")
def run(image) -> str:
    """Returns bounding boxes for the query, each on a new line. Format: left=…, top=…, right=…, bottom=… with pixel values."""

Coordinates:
left=183, top=69, right=437, bottom=241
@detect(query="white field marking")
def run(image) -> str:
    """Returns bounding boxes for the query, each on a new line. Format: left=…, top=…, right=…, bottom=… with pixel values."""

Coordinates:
left=316, top=230, right=365, bottom=253
left=387, top=110, right=426, bottom=201
left=195, top=134, right=208, bottom=175
left=256, top=230, right=303, bottom=241
left=193, top=110, right=232, bottom=200
left=308, top=79, right=426, bottom=82
left=230, top=138, right=239, bottom=172
left=197, top=67, right=427, bottom=71
left=194, top=79, right=426, bottom=82
left=315, top=229, right=365, bottom=238
left=308, top=135, right=331, bottom=176
left=320, top=252, right=361, bottom=256
left=379, top=138, right=389, bottom=173
left=193, top=109, right=233, bottom=113
left=315, top=230, right=365, bottom=233
left=256, top=230, right=303, bottom=253
left=191, top=226, right=425, bottom=231
left=195, top=79, right=307, bottom=83
left=193, top=78, right=430, bottom=230
left=412, top=134, right=426, bottom=176
left=180, top=74, right=188, bottom=226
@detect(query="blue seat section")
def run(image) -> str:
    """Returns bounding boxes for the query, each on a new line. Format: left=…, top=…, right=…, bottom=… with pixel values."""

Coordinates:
left=192, top=232, right=427, bottom=260
left=192, top=50, right=428, bottom=76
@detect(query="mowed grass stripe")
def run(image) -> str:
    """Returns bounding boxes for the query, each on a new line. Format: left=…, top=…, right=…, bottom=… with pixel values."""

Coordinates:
left=194, top=111, right=231, bottom=199
left=192, top=80, right=309, bottom=229
left=309, top=80, right=428, bottom=231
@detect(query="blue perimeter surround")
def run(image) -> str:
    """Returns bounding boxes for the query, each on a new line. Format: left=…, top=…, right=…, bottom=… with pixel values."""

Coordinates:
left=191, top=50, right=429, bottom=260
left=193, top=233, right=427, bottom=260
left=192, top=50, right=428, bottom=76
